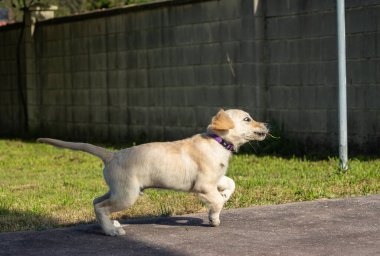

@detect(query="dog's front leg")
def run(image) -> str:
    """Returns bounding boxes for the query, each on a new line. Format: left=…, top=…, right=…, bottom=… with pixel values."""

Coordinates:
left=198, top=189, right=225, bottom=227
left=217, top=176, right=235, bottom=203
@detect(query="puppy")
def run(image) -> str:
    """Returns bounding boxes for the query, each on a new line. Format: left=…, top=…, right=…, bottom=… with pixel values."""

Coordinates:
left=38, top=109, right=268, bottom=236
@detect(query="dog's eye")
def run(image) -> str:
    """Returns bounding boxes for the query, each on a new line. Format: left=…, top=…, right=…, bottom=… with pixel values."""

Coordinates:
left=243, top=117, right=251, bottom=122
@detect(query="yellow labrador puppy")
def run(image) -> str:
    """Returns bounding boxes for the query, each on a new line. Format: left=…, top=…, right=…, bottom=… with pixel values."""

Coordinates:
left=38, top=109, right=268, bottom=236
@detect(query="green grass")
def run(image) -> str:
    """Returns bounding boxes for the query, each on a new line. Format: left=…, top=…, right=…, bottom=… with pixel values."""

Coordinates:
left=0, top=139, right=379, bottom=233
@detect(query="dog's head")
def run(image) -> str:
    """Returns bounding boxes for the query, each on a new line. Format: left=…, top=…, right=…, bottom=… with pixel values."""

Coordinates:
left=207, top=109, right=269, bottom=149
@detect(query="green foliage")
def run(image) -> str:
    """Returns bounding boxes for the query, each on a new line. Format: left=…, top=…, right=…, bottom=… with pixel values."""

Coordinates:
left=0, top=139, right=379, bottom=232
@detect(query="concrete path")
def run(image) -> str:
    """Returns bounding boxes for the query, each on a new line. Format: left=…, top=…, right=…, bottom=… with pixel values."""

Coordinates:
left=1, top=195, right=379, bottom=256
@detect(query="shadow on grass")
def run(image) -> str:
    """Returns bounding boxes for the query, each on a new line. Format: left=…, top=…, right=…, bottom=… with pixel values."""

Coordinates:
left=0, top=207, right=62, bottom=233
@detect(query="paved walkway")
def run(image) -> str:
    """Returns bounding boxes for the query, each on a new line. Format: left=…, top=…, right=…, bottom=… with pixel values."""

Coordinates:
left=1, top=195, right=379, bottom=256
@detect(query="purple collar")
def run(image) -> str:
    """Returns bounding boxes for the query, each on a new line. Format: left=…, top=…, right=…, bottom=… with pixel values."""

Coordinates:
left=208, top=133, right=235, bottom=152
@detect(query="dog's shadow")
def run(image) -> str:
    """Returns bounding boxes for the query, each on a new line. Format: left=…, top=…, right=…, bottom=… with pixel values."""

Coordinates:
left=120, top=216, right=208, bottom=227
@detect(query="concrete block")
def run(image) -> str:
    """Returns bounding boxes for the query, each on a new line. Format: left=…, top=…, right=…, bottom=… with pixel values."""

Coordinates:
left=320, top=37, right=336, bottom=61
left=164, top=88, right=187, bottom=107
left=135, top=69, right=148, bottom=87
left=70, top=123, right=91, bottom=140
left=267, top=16, right=301, bottom=40
left=147, top=88, right=165, bottom=107
left=202, top=85, right=237, bottom=108
left=91, top=123, right=109, bottom=139
left=0, top=91, right=12, bottom=105
left=177, top=66, right=195, bottom=86
left=126, top=89, right=143, bottom=106
left=240, top=40, right=264, bottom=63
left=71, top=106, right=90, bottom=122
left=40, top=57, right=65, bottom=73
left=146, top=28, right=163, bottom=48
left=192, top=23, right=212, bottom=43
left=108, top=106, right=124, bottom=124
left=148, top=69, right=164, bottom=87
left=107, top=52, right=118, bottom=70
left=266, top=0, right=334, bottom=17
left=90, top=106, right=108, bottom=123
left=126, top=51, right=141, bottom=70
left=88, top=36, right=106, bottom=53
left=147, top=49, right=166, bottom=68
left=42, top=89, right=66, bottom=106
left=299, top=12, right=336, bottom=38
left=89, top=53, right=107, bottom=71
left=162, top=27, right=174, bottom=47
left=235, top=63, right=264, bottom=86
left=347, top=60, right=377, bottom=84
left=220, top=0, right=241, bottom=19
left=174, top=25, right=194, bottom=45
left=199, top=0, right=224, bottom=22
left=219, top=19, right=241, bottom=41
left=128, top=107, right=149, bottom=125
left=44, top=106, right=66, bottom=122
left=71, top=55, right=89, bottom=72
left=64, top=57, right=71, bottom=72
left=107, top=33, right=119, bottom=52
left=169, top=107, right=196, bottom=127
left=71, top=89, right=90, bottom=106
left=208, top=22, right=221, bottom=42
left=42, top=73, right=65, bottom=89
left=347, top=33, right=376, bottom=59
left=162, top=68, right=178, bottom=87
left=169, top=47, right=185, bottom=66
left=48, top=40, right=65, bottom=57
left=44, top=25, right=65, bottom=41
left=90, top=89, right=108, bottom=106
left=346, top=7, right=377, bottom=34
left=134, top=30, right=149, bottom=49
left=222, top=41, right=240, bottom=64
left=108, top=89, right=126, bottom=107
left=147, top=106, right=165, bottom=125
left=137, top=50, right=148, bottom=68
left=107, top=15, right=124, bottom=34
left=200, top=43, right=222, bottom=64
left=350, top=85, right=380, bottom=109
left=71, top=38, right=88, bottom=55
left=194, top=66, right=213, bottom=86
left=88, top=18, right=106, bottom=36
left=72, top=72, right=89, bottom=89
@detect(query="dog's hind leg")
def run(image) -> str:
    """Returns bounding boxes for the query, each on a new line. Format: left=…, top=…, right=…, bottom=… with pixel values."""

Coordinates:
left=217, top=176, right=235, bottom=203
left=93, top=187, right=140, bottom=236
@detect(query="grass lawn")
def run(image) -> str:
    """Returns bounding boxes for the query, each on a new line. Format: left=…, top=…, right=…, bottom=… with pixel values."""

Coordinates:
left=0, top=139, right=379, bottom=233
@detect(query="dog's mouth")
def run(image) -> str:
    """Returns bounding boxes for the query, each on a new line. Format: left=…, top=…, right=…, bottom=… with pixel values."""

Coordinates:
left=251, top=131, right=268, bottom=141
left=254, top=132, right=267, bottom=137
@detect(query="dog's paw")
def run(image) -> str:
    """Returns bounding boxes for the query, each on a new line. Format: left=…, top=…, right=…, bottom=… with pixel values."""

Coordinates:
left=113, top=220, right=121, bottom=228
left=209, top=218, right=220, bottom=227
left=105, top=227, right=126, bottom=236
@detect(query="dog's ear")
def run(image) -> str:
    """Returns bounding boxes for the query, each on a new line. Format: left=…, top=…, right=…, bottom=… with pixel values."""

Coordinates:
left=208, top=109, right=235, bottom=131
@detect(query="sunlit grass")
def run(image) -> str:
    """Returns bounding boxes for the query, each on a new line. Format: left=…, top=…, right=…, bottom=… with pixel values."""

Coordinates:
left=0, top=139, right=379, bottom=232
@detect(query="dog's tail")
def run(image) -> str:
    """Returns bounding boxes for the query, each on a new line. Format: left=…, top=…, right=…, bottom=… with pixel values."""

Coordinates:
left=37, top=138, right=114, bottom=164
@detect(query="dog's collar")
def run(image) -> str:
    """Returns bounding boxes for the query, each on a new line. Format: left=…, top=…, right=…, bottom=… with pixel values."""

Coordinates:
left=207, top=133, right=235, bottom=152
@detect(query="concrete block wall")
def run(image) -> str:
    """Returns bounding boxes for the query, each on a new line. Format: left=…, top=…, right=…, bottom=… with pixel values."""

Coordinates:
left=29, top=0, right=266, bottom=143
left=265, top=0, right=380, bottom=152
left=0, top=0, right=379, bottom=153
left=0, top=25, right=24, bottom=136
